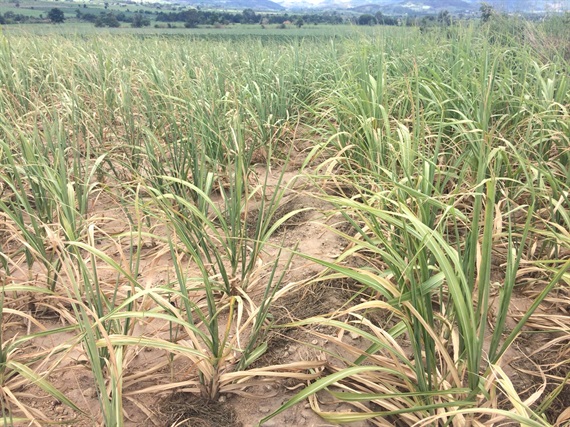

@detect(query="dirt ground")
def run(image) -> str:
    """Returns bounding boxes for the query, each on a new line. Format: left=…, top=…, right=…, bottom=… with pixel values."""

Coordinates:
left=5, top=138, right=570, bottom=427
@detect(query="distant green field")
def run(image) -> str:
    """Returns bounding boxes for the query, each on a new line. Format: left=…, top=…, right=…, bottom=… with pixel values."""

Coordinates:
left=0, top=0, right=181, bottom=23
left=0, top=4, right=45, bottom=17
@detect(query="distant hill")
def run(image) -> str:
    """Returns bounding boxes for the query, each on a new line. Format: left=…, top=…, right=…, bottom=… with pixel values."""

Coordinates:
left=351, top=0, right=474, bottom=14
left=178, top=0, right=285, bottom=11
left=161, top=0, right=568, bottom=13
left=275, top=0, right=568, bottom=13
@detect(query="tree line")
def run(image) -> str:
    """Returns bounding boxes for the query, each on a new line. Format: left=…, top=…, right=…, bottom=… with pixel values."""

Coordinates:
left=155, top=8, right=344, bottom=27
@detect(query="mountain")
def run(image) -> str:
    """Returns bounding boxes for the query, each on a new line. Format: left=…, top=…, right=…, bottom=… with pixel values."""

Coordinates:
left=171, top=0, right=568, bottom=13
left=273, top=0, right=568, bottom=13
left=352, top=0, right=474, bottom=14
left=178, top=0, right=285, bottom=10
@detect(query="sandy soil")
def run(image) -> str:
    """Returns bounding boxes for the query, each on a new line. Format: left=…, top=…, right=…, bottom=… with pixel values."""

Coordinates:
left=4, top=137, right=569, bottom=427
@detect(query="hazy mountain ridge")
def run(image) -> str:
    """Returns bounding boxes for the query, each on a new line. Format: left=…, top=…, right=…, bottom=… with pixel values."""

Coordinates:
left=277, top=0, right=566, bottom=13
left=178, top=0, right=285, bottom=10
left=351, top=0, right=474, bottom=14
left=174, top=0, right=567, bottom=13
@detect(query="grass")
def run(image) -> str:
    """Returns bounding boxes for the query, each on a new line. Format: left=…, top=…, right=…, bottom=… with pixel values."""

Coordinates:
left=1, top=22, right=382, bottom=37
left=0, top=18, right=569, bottom=426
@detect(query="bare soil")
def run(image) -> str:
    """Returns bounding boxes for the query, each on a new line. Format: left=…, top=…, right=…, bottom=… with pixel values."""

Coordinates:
left=4, top=141, right=570, bottom=427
